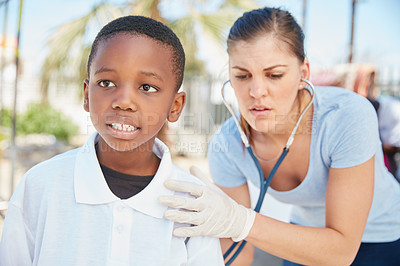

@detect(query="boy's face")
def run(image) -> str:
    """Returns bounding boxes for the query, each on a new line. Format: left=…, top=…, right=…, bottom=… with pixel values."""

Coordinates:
left=83, top=34, right=185, bottom=152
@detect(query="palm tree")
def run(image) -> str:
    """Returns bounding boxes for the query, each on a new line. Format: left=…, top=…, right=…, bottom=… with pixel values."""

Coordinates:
left=39, top=0, right=259, bottom=104
left=39, top=3, right=122, bottom=104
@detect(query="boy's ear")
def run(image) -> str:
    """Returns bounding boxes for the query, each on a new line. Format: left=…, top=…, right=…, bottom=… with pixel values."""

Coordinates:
left=83, top=79, right=90, bottom=112
left=168, top=91, right=186, bottom=122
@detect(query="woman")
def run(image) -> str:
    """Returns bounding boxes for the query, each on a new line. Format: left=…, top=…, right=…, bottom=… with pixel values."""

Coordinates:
left=159, top=7, right=400, bottom=266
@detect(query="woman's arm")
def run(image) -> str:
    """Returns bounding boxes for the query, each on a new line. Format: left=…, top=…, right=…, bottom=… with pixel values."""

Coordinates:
left=160, top=156, right=374, bottom=265
left=219, top=184, right=254, bottom=265
left=246, top=156, right=374, bottom=265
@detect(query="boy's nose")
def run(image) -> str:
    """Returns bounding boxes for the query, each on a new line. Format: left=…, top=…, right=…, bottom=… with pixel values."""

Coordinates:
left=112, top=85, right=138, bottom=111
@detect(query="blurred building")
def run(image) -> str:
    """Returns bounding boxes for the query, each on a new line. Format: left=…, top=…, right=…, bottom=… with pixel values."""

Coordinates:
left=0, top=35, right=90, bottom=137
left=311, top=63, right=400, bottom=180
left=310, top=63, right=400, bottom=98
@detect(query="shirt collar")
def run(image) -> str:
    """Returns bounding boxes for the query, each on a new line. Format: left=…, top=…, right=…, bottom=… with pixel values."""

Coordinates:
left=74, top=132, right=174, bottom=219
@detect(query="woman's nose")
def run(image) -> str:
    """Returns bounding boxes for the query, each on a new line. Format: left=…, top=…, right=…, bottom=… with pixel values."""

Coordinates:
left=249, top=79, right=268, bottom=98
left=112, top=85, right=138, bottom=111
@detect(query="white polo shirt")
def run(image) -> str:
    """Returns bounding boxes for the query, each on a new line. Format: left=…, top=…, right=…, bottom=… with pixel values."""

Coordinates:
left=0, top=133, right=223, bottom=266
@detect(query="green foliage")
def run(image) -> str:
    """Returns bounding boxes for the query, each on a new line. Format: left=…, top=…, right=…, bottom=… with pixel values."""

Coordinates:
left=0, top=104, right=79, bottom=143
left=0, top=109, right=12, bottom=152
left=0, top=108, right=12, bottom=128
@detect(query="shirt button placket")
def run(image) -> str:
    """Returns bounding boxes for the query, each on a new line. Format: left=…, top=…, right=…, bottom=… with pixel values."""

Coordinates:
left=110, top=203, right=132, bottom=264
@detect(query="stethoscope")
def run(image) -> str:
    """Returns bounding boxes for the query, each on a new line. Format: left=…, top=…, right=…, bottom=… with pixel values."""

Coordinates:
left=220, top=78, right=315, bottom=265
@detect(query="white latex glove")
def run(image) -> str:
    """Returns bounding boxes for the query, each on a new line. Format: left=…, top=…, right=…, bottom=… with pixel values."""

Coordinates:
left=158, top=166, right=256, bottom=242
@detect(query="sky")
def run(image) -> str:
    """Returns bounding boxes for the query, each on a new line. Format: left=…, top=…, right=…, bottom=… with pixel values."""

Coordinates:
left=1, top=0, right=400, bottom=79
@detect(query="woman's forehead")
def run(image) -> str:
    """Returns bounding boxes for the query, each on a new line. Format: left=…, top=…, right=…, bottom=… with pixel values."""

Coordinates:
left=229, top=37, right=297, bottom=66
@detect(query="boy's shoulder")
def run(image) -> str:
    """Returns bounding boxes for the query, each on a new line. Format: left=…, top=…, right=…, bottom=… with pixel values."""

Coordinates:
left=27, top=148, right=79, bottom=176
left=9, top=147, right=81, bottom=207
left=171, top=164, right=204, bottom=186
left=19, top=148, right=81, bottom=192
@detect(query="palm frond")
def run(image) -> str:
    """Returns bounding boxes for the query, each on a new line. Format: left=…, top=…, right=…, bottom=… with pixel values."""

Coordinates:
left=130, top=0, right=165, bottom=22
left=39, top=3, right=123, bottom=103
left=219, top=0, right=259, bottom=11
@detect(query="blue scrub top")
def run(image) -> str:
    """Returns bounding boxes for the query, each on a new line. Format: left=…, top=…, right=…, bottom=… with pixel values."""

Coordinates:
left=208, top=86, right=400, bottom=242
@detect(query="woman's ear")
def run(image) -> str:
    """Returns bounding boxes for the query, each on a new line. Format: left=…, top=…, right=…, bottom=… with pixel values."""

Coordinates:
left=168, top=91, right=186, bottom=122
left=83, top=79, right=90, bottom=112
left=301, top=60, right=310, bottom=79
left=299, top=60, right=311, bottom=89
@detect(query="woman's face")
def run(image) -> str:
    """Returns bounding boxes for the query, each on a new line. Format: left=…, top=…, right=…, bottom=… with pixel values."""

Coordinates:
left=228, top=35, right=309, bottom=134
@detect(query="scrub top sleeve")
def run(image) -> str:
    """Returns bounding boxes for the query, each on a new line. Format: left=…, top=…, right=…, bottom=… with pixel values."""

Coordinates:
left=329, top=97, right=379, bottom=169
left=207, top=137, right=247, bottom=187
left=0, top=202, right=34, bottom=266
left=185, top=236, right=224, bottom=265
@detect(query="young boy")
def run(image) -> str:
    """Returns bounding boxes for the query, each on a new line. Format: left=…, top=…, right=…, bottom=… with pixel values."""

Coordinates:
left=0, top=16, right=223, bottom=265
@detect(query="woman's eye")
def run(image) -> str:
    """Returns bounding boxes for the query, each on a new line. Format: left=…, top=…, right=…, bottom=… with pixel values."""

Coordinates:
left=98, top=80, right=116, bottom=88
left=234, top=74, right=250, bottom=80
left=268, top=73, right=283, bottom=79
left=140, top=84, right=158, bottom=92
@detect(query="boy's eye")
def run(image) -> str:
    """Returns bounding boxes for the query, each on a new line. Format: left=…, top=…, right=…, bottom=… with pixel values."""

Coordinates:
left=98, top=80, right=116, bottom=88
left=140, top=84, right=158, bottom=92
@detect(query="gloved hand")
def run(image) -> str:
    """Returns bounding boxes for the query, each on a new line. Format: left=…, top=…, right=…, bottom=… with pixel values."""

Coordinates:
left=158, top=166, right=256, bottom=242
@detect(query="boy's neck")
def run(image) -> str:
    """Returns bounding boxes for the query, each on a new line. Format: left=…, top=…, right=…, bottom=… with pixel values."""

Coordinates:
left=95, top=138, right=161, bottom=176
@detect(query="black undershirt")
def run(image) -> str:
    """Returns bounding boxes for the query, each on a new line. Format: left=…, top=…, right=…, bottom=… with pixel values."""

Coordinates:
left=100, top=164, right=154, bottom=199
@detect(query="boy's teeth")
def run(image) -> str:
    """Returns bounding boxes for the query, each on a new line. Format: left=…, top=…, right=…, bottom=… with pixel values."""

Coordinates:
left=111, top=123, right=136, bottom=132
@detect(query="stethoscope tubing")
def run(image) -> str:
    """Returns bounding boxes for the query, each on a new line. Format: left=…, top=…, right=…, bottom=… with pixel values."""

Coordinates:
left=224, top=147, right=289, bottom=264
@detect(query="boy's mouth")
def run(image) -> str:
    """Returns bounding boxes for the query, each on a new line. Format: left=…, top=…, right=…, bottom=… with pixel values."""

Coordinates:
left=109, top=122, right=139, bottom=132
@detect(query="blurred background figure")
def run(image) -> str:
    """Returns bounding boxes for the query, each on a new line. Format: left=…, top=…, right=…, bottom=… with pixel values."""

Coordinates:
left=311, top=63, right=400, bottom=182
left=374, top=95, right=400, bottom=180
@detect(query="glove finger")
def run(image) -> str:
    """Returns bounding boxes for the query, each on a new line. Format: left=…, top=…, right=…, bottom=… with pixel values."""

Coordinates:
left=173, top=225, right=203, bottom=238
left=164, top=209, right=205, bottom=225
left=163, top=179, right=204, bottom=197
left=189, top=166, right=230, bottom=197
left=158, top=195, right=203, bottom=211
left=189, top=166, right=213, bottom=186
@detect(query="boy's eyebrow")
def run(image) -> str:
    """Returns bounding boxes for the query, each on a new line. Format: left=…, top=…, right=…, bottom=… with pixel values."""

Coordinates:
left=139, top=71, right=163, bottom=81
left=93, top=67, right=164, bottom=81
left=94, top=66, right=115, bottom=75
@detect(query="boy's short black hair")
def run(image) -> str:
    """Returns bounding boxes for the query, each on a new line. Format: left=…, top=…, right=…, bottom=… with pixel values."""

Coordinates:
left=87, top=16, right=185, bottom=90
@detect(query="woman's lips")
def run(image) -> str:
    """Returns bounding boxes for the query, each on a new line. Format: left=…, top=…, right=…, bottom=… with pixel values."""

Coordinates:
left=249, top=106, right=271, bottom=117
